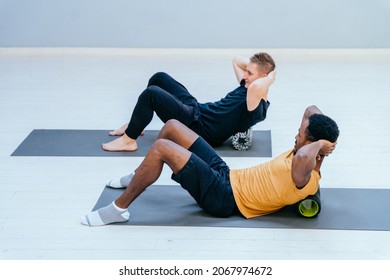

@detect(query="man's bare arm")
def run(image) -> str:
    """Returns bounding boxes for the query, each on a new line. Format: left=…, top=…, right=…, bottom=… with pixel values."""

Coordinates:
left=232, top=56, right=249, bottom=83
left=292, top=140, right=336, bottom=188
left=300, top=105, right=322, bottom=125
left=246, top=71, right=276, bottom=111
left=292, top=106, right=336, bottom=188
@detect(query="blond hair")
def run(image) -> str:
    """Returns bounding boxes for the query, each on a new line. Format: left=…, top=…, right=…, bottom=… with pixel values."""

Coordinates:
left=250, top=52, right=276, bottom=74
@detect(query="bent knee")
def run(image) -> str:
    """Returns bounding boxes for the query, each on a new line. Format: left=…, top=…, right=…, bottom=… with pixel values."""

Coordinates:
left=162, top=119, right=185, bottom=135
left=151, top=138, right=173, bottom=153
left=142, top=85, right=161, bottom=94
left=148, top=72, right=169, bottom=85
left=158, top=120, right=187, bottom=142
left=165, top=119, right=182, bottom=128
left=139, top=85, right=163, bottom=102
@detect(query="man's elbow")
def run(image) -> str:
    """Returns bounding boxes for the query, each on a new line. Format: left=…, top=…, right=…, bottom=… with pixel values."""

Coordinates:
left=305, top=105, right=322, bottom=116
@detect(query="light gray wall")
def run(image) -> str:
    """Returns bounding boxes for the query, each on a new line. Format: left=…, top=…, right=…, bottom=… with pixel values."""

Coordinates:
left=0, top=0, right=389, bottom=48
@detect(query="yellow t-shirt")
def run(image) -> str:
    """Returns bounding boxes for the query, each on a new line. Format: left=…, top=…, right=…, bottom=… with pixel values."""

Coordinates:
left=230, top=149, right=320, bottom=218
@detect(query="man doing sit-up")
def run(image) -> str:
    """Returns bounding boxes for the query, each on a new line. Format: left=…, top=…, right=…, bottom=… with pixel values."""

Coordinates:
left=103, top=52, right=276, bottom=152
left=82, top=105, right=339, bottom=226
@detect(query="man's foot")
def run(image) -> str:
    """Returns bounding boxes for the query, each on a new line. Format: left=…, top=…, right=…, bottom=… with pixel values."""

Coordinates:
left=106, top=172, right=134, bottom=189
left=102, top=134, right=138, bottom=152
left=81, top=202, right=130, bottom=226
left=109, top=123, right=127, bottom=136
left=109, top=124, right=145, bottom=137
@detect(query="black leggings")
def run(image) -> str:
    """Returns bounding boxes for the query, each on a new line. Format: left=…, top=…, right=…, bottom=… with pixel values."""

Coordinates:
left=125, top=72, right=199, bottom=139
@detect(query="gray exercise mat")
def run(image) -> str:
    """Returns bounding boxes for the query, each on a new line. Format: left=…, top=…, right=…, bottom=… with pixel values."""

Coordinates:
left=92, top=185, right=390, bottom=231
left=11, top=129, right=272, bottom=157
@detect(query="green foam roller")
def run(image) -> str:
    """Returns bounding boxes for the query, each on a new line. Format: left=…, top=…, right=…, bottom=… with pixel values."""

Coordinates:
left=296, top=189, right=321, bottom=218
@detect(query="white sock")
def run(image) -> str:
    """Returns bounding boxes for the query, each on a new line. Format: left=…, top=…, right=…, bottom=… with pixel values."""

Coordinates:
left=106, top=172, right=134, bottom=189
left=81, top=202, right=129, bottom=226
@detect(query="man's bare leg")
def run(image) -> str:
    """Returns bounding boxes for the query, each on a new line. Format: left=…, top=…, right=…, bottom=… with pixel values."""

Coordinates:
left=115, top=120, right=198, bottom=207
left=82, top=120, right=199, bottom=226
left=105, top=120, right=192, bottom=185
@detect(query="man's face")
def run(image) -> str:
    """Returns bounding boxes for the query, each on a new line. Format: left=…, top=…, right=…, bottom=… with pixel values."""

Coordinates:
left=242, top=62, right=267, bottom=88
left=294, top=120, right=310, bottom=152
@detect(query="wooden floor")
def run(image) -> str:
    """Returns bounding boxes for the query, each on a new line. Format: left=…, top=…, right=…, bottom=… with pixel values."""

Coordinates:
left=1, top=48, right=390, bottom=260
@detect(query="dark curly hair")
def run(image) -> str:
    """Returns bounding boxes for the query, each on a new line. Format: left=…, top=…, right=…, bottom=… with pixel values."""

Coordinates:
left=306, top=114, right=339, bottom=143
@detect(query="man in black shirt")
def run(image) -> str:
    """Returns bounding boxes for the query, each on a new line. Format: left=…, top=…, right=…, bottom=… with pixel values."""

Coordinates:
left=102, top=52, right=276, bottom=152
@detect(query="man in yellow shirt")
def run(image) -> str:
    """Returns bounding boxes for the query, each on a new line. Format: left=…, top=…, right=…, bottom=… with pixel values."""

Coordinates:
left=82, top=105, right=339, bottom=226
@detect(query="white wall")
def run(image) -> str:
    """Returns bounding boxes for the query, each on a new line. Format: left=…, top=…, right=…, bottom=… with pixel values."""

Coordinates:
left=0, top=0, right=389, bottom=48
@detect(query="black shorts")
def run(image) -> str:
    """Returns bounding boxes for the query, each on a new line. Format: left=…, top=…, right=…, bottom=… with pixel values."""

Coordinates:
left=172, top=137, right=237, bottom=217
